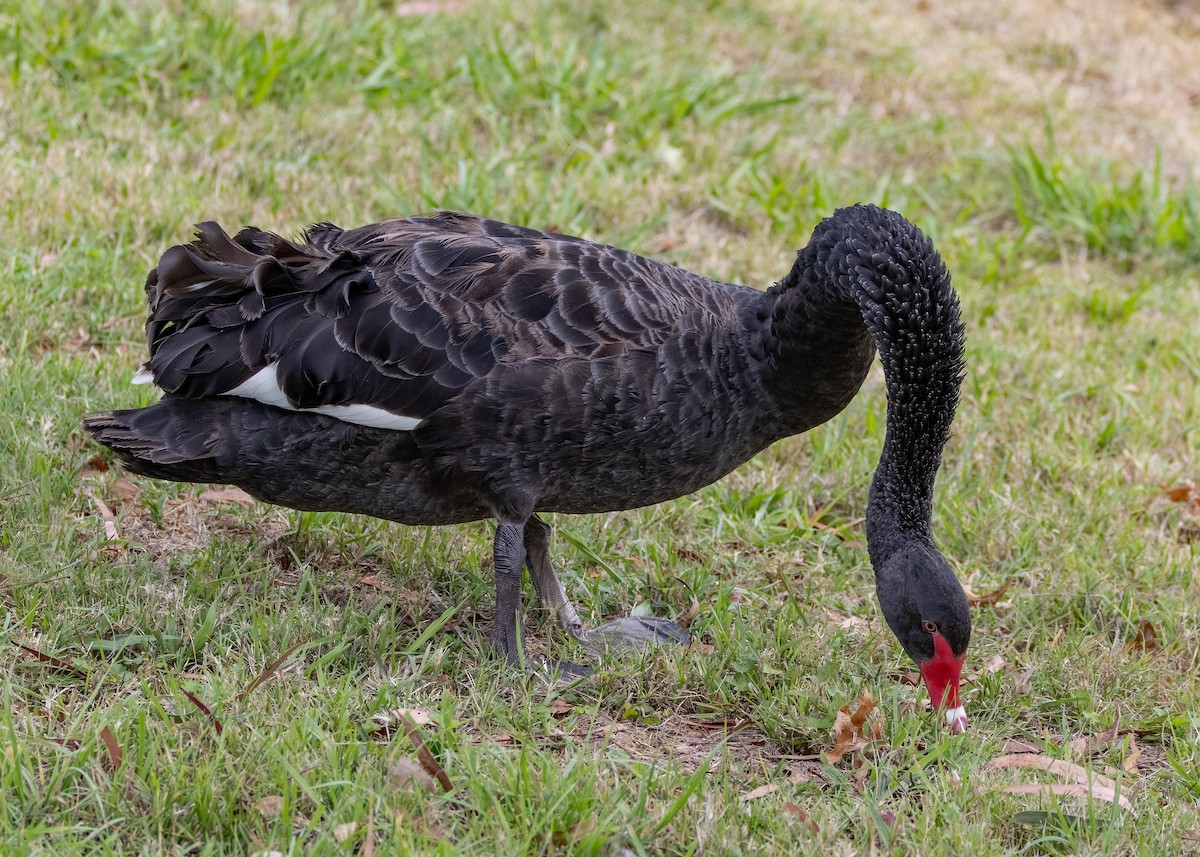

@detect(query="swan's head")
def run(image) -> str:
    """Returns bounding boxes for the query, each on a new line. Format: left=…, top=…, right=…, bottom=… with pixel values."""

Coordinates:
left=875, top=542, right=971, bottom=733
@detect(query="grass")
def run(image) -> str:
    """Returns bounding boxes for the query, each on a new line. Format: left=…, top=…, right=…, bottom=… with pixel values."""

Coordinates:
left=1, top=0, right=1199, bottom=853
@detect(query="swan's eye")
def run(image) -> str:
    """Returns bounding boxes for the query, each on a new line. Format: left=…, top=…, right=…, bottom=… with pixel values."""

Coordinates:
left=923, top=620, right=938, bottom=634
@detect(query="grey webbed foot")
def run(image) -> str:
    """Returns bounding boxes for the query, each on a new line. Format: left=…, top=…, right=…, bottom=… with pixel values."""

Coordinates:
left=489, top=516, right=693, bottom=676
left=576, top=616, right=691, bottom=653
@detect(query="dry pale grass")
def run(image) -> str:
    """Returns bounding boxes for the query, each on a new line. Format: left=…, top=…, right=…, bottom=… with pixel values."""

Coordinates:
left=839, top=0, right=1200, bottom=174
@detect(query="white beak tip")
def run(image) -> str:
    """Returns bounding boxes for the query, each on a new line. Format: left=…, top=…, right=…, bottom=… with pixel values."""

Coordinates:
left=945, top=706, right=968, bottom=733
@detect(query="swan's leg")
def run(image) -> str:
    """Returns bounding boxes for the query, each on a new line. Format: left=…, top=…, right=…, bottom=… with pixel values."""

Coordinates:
left=489, top=521, right=527, bottom=668
left=523, top=515, right=691, bottom=653
left=489, top=518, right=589, bottom=677
left=524, top=515, right=585, bottom=639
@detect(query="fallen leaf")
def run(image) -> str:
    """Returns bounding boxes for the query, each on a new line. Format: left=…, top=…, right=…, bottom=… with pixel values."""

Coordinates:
left=99, top=726, right=122, bottom=773
left=238, top=640, right=308, bottom=701
left=964, top=580, right=1012, bottom=606
left=783, top=802, right=819, bottom=835
left=15, top=644, right=84, bottom=676
left=679, top=595, right=701, bottom=629
left=363, top=812, right=376, bottom=857
left=548, top=697, right=573, bottom=718
left=741, top=783, right=780, bottom=801
left=358, top=574, right=396, bottom=592
left=1164, top=481, right=1199, bottom=504
left=1001, top=783, right=1132, bottom=811
left=198, top=487, right=255, bottom=507
left=81, top=455, right=109, bottom=475
left=825, top=690, right=883, bottom=764
left=838, top=615, right=871, bottom=635
left=397, top=711, right=453, bottom=793
left=181, top=689, right=223, bottom=735
left=389, top=756, right=438, bottom=793
left=392, top=707, right=433, bottom=726
left=1088, top=711, right=1122, bottom=751
left=333, top=822, right=358, bottom=843
left=1123, top=740, right=1141, bottom=773
left=982, top=655, right=1010, bottom=675
left=84, top=489, right=120, bottom=542
left=985, top=754, right=1116, bottom=790
left=850, top=691, right=878, bottom=733
left=550, top=820, right=597, bottom=848
left=1127, top=620, right=1160, bottom=653
left=112, top=478, right=141, bottom=504
left=255, top=796, right=285, bottom=818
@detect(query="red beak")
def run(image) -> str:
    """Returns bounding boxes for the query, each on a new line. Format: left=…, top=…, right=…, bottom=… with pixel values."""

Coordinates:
left=919, top=631, right=967, bottom=733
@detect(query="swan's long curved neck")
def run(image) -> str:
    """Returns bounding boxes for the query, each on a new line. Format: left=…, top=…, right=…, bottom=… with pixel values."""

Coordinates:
left=766, top=206, right=965, bottom=564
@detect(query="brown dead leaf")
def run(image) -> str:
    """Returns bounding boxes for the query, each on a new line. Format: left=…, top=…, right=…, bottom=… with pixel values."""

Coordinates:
left=181, top=689, right=223, bottom=735
left=985, top=754, right=1116, bottom=790
left=393, top=707, right=433, bottom=726
left=332, top=822, right=358, bottom=843
left=255, top=795, right=285, bottom=818
left=99, top=726, right=122, bottom=773
left=1089, top=711, right=1122, bottom=751
left=389, top=757, right=438, bottom=793
left=549, top=819, right=597, bottom=848
left=16, top=644, right=82, bottom=675
left=1001, top=783, right=1132, bottom=811
left=358, top=574, right=396, bottom=593
left=1127, top=620, right=1160, bottom=653
left=548, top=697, right=573, bottom=718
left=81, top=455, right=109, bottom=476
left=112, top=478, right=141, bottom=505
left=964, top=580, right=1012, bottom=606
left=238, top=640, right=308, bottom=701
left=198, top=487, right=255, bottom=507
left=84, top=488, right=120, bottom=542
left=982, top=655, right=1010, bottom=675
left=741, top=783, right=781, bottom=801
left=679, top=595, right=701, bottom=629
left=852, top=692, right=879, bottom=734
left=825, top=690, right=883, bottom=764
left=784, top=802, right=819, bottom=835
left=1164, top=481, right=1199, bottom=504
left=397, top=711, right=453, bottom=793
left=1123, top=739, right=1141, bottom=773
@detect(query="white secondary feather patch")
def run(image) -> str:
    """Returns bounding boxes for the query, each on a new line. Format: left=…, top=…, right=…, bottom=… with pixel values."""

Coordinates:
left=224, top=363, right=423, bottom=431
left=131, top=367, right=155, bottom=385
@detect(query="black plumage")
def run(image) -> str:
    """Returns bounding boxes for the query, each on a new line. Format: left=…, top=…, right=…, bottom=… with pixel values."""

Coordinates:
left=85, top=204, right=972, bottom=727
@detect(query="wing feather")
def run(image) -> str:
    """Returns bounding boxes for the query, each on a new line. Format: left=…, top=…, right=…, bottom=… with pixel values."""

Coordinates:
left=140, top=212, right=736, bottom=431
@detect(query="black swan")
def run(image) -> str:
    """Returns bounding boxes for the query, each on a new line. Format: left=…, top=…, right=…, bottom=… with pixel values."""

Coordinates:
left=84, top=204, right=971, bottom=732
